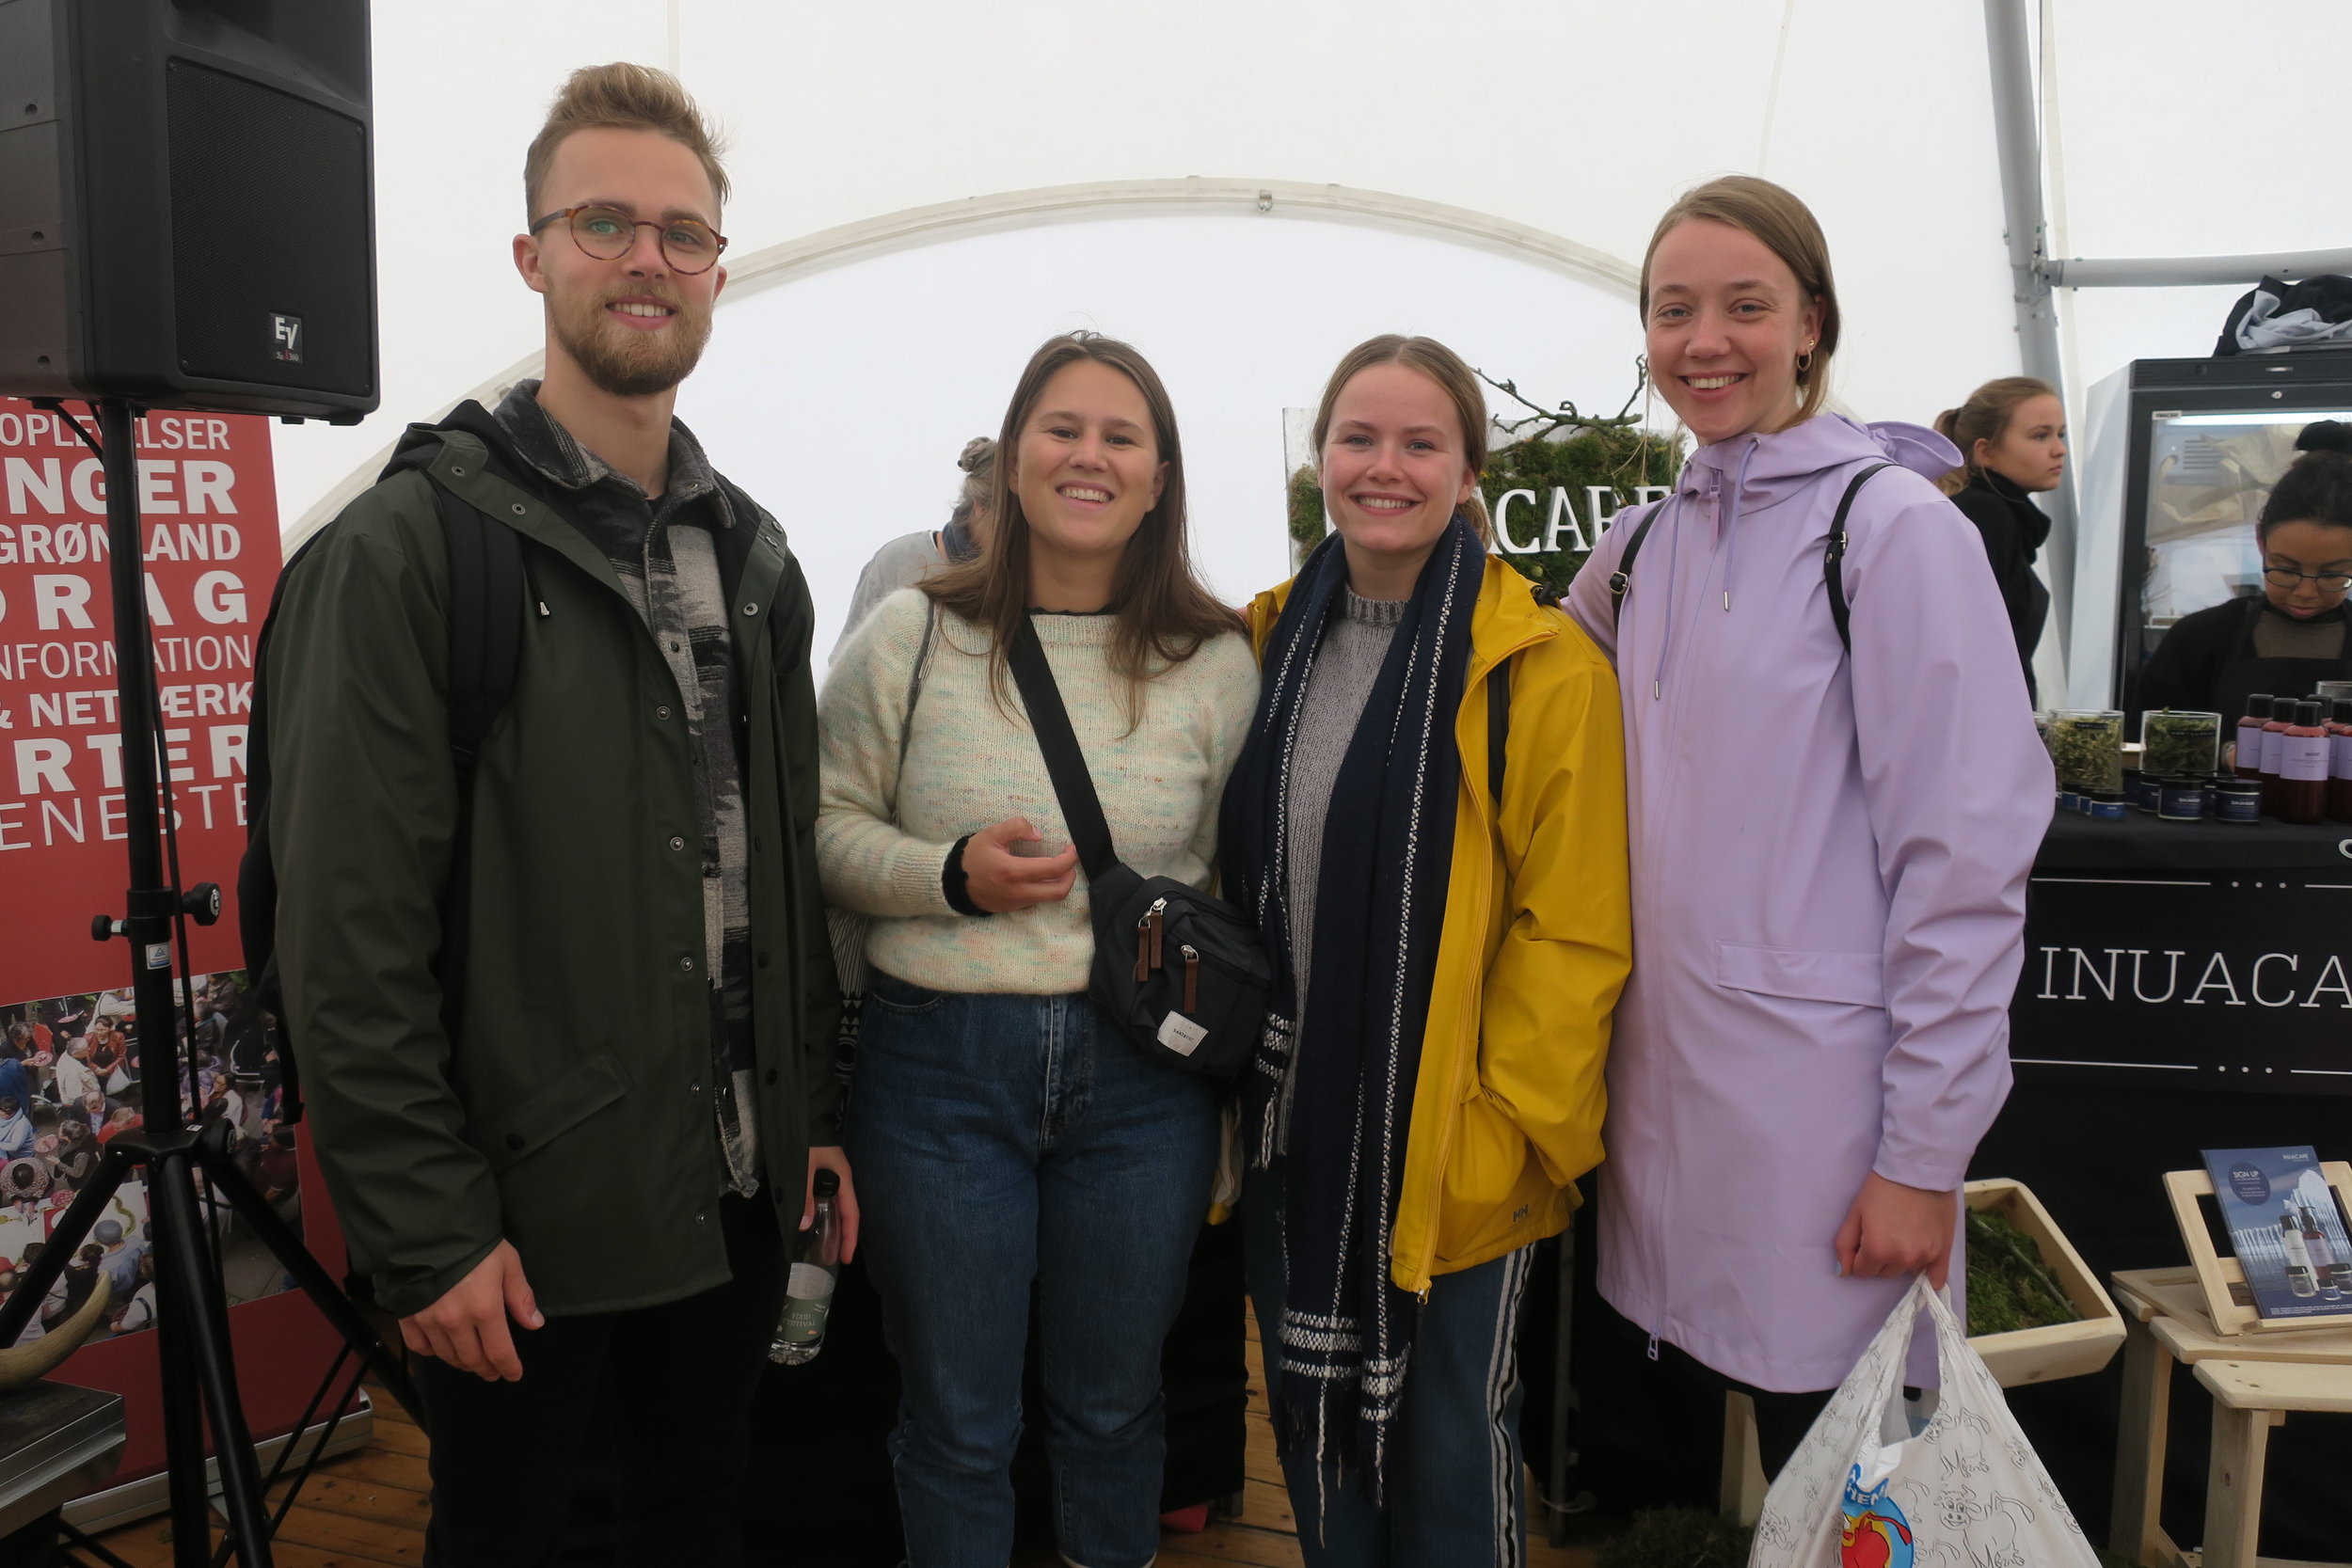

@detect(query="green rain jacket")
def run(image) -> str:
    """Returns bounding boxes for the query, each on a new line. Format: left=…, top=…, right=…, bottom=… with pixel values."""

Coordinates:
left=264, top=409, right=842, bottom=1320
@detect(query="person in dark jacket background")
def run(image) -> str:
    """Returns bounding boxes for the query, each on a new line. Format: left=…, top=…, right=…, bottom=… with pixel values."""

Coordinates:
left=2136, top=420, right=2352, bottom=723
left=1936, top=376, right=2067, bottom=701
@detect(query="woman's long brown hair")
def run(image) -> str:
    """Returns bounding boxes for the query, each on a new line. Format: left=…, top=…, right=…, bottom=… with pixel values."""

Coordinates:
left=923, top=332, right=1236, bottom=723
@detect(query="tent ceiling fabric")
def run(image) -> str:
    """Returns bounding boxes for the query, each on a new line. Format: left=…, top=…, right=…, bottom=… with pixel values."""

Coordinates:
left=274, top=0, right=2344, bottom=538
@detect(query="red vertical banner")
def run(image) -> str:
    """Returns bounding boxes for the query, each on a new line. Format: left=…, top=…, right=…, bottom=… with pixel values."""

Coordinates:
left=0, top=396, right=357, bottom=1489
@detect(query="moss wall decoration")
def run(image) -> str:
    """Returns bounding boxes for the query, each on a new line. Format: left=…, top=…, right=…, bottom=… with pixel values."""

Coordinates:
left=1279, top=363, right=1682, bottom=592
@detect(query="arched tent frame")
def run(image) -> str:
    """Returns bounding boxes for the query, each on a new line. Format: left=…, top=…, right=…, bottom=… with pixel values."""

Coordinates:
left=288, top=177, right=1641, bottom=546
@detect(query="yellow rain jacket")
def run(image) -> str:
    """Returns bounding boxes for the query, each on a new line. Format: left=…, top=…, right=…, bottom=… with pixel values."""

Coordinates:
left=1246, top=555, right=1630, bottom=1294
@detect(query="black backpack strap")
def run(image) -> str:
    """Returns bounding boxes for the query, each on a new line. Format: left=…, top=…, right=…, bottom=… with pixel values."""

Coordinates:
left=1005, top=616, right=1120, bottom=882
left=1607, top=507, right=1662, bottom=627
left=238, top=530, right=336, bottom=1122
left=429, top=479, right=527, bottom=785
left=1486, top=658, right=1511, bottom=809
left=1823, top=463, right=1894, bottom=655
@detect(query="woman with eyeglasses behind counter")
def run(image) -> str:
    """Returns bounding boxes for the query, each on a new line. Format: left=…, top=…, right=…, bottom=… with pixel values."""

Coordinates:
left=2137, top=420, right=2352, bottom=724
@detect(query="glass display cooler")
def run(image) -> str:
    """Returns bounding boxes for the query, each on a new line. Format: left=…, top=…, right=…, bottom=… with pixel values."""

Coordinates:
left=2063, top=345, right=2352, bottom=710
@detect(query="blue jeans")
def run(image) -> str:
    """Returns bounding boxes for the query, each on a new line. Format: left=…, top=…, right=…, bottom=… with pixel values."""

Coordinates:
left=1243, top=1163, right=1534, bottom=1568
left=848, top=974, right=1219, bottom=1568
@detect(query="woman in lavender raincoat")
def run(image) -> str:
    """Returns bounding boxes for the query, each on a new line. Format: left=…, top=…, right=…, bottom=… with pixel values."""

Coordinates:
left=1564, top=177, right=2051, bottom=1477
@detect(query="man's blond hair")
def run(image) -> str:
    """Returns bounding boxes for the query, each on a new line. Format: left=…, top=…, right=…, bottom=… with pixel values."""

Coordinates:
left=523, top=63, right=729, bottom=219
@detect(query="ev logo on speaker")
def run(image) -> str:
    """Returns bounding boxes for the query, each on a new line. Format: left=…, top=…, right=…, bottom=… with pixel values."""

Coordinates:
left=269, top=314, right=303, bottom=363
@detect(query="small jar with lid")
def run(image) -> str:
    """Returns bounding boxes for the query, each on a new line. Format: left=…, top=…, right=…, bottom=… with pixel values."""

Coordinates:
left=2122, top=768, right=2161, bottom=814
left=2086, top=789, right=2129, bottom=821
left=2157, top=776, right=2208, bottom=821
left=2214, top=779, right=2263, bottom=823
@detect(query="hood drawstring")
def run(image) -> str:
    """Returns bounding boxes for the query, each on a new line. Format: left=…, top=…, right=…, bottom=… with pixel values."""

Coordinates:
left=1721, top=437, right=1759, bottom=613
left=1647, top=489, right=1689, bottom=701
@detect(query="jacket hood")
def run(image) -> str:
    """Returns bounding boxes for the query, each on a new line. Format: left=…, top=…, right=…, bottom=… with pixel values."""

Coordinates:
left=1680, top=414, right=1960, bottom=501
left=383, top=400, right=525, bottom=485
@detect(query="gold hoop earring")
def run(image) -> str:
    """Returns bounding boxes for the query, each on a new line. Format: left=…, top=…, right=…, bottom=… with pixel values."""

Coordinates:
left=1795, top=349, right=1815, bottom=375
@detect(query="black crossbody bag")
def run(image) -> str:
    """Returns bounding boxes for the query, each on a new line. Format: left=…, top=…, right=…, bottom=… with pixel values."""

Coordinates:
left=1004, top=617, right=1271, bottom=1078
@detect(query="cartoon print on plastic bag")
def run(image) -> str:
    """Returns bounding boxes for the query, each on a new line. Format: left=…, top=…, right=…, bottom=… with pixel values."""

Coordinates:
left=1967, top=1495, right=2041, bottom=1568
left=1930, top=1403, right=1992, bottom=1480
left=1839, top=1465, right=1916, bottom=1568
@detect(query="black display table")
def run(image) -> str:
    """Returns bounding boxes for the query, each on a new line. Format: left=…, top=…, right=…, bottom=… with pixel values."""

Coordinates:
left=2010, top=811, right=2352, bottom=1093
left=1975, top=808, right=2352, bottom=1560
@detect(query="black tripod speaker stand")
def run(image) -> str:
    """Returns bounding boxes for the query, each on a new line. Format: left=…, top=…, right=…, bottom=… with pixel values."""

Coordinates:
left=0, top=399, right=417, bottom=1568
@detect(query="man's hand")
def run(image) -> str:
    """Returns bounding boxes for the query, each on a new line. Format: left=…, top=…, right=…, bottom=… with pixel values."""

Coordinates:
left=398, top=1241, right=542, bottom=1382
left=1835, top=1172, right=1958, bottom=1290
left=961, top=817, right=1079, bottom=913
left=805, top=1146, right=860, bottom=1263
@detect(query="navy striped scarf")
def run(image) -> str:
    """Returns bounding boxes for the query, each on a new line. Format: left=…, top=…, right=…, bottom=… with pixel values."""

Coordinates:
left=1218, top=517, right=1479, bottom=1508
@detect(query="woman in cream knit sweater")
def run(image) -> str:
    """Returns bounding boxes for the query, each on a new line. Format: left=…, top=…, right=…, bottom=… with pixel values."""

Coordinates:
left=818, top=334, right=1258, bottom=1568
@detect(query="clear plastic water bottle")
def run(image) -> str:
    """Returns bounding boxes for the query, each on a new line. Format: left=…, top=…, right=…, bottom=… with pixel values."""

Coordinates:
left=769, top=1168, right=841, bottom=1364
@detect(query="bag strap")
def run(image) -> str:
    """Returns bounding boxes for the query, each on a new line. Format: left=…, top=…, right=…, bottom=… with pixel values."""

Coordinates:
left=1005, top=616, right=1120, bottom=882
left=432, top=479, right=526, bottom=788
left=1823, top=463, right=1893, bottom=656
left=1606, top=508, right=1661, bottom=628
left=898, top=596, right=938, bottom=779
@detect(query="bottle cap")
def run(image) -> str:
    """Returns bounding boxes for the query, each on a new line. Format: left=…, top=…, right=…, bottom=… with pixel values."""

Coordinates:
left=2247, top=694, right=2274, bottom=719
left=2298, top=700, right=2324, bottom=725
left=814, top=1169, right=840, bottom=1197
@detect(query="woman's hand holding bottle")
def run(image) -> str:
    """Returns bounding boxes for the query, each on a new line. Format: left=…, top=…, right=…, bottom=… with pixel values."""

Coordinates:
left=961, top=816, right=1081, bottom=912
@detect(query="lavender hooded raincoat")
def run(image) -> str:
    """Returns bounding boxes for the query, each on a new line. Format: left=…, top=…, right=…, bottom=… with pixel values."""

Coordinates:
left=1565, top=414, right=2052, bottom=1392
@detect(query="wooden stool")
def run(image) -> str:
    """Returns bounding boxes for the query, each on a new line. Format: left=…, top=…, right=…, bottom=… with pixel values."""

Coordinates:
left=2108, top=1266, right=2352, bottom=1568
left=2192, top=1360, right=2352, bottom=1568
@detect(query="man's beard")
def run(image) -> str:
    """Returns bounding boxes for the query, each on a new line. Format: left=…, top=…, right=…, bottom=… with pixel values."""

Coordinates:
left=551, top=285, right=713, bottom=398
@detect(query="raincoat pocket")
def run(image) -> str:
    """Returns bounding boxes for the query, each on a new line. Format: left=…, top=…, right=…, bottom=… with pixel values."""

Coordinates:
left=1712, top=942, right=1885, bottom=1008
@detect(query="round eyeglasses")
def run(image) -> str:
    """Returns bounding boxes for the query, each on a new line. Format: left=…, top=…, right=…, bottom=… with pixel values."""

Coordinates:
left=529, top=204, right=727, bottom=275
left=2263, top=564, right=2352, bottom=594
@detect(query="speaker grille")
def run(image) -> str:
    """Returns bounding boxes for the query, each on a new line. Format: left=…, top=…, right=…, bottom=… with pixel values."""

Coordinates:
left=167, top=58, right=372, bottom=397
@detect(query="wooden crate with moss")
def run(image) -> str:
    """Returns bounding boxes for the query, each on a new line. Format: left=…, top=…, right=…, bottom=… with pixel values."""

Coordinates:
left=1963, top=1177, right=2124, bottom=1386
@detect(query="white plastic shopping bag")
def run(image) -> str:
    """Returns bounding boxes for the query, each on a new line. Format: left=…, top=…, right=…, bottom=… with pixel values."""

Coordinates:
left=1748, top=1275, right=2097, bottom=1568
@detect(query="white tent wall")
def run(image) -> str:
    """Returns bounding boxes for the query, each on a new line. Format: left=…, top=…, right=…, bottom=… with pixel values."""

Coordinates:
left=279, top=0, right=2014, bottom=526
left=279, top=1, right=2345, bottom=633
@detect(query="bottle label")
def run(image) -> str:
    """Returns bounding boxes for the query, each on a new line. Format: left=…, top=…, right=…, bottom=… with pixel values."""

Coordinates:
left=2238, top=720, right=2265, bottom=759
left=2334, top=732, right=2352, bottom=781
left=2262, top=727, right=2282, bottom=773
left=787, top=1261, right=834, bottom=1301
left=2280, top=735, right=2330, bottom=783
left=778, top=1263, right=835, bottom=1343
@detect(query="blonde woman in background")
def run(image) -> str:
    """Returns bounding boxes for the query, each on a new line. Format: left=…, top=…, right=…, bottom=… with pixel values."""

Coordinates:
left=1935, top=377, right=2067, bottom=700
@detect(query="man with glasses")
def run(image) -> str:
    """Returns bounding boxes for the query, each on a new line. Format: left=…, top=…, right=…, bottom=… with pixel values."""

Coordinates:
left=262, top=63, right=851, bottom=1563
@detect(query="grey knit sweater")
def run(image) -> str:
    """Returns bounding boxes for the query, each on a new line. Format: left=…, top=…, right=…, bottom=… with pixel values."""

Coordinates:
left=1275, top=590, right=1405, bottom=1145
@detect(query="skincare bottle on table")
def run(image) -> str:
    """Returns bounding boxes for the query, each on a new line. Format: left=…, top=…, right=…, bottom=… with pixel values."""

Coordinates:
left=2279, top=701, right=2331, bottom=826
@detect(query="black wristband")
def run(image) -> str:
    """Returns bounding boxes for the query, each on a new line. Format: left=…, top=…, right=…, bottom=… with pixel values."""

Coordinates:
left=942, top=834, right=993, bottom=917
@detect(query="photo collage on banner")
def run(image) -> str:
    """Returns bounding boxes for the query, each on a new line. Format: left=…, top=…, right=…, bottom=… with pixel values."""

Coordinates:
left=0, top=396, right=289, bottom=1344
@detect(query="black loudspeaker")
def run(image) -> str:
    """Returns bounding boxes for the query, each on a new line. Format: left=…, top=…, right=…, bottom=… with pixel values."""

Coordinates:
left=0, top=0, right=376, bottom=422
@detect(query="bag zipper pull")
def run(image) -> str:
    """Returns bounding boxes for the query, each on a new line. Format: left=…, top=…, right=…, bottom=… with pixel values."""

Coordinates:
left=1646, top=1334, right=1661, bottom=1362
left=1147, top=897, right=1167, bottom=971
left=1181, top=943, right=1200, bottom=1014
left=1134, top=910, right=1152, bottom=981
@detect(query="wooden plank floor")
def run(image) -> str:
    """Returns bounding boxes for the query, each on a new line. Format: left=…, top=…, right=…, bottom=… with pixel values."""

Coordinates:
left=94, top=1330, right=1597, bottom=1567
